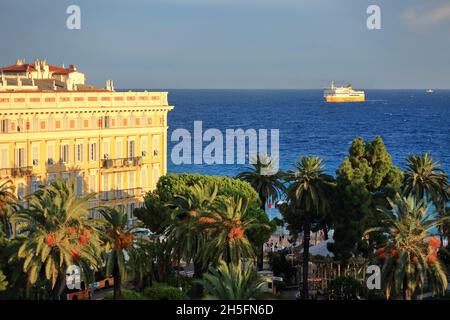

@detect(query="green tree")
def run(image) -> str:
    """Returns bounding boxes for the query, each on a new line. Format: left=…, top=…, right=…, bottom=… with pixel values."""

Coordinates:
left=200, top=260, right=266, bottom=300
left=403, top=153, right=449, bottom=242
left=0, top=180, right=17, bottom=238
left=283, top=156, right=334, bottom=299
left=166, top=182, right=218, bottom=298
left=11, top=179, right=102, bottom=299
left=201, top=196, right=262, bottom=264
left=365, top=194, right=448, bottom=300
left=0, top=269, right=7, bottom=292
left=330, top=136, right=403, bottom=261
left=100, top=207, right=135, bottom=300
left=237, top=155, right=284, bottom=270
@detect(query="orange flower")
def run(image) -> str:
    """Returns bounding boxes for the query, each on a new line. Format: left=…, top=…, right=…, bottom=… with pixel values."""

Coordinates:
left=79, top=235, right=89, bottom=245
left=82, top=229, right=91, bottom=237
left=198, top=217, right=215, bottom=224
left=67, top=227, right=77, bottom=235
left=71, top=247, right=80, bottom=260
left=428, top=236, right=441, bottom=249
left=228, top=227, right=244, bottom=240
left=44, top=234, right=56, bottom=246
left=427, top=252, right=438, bottom=264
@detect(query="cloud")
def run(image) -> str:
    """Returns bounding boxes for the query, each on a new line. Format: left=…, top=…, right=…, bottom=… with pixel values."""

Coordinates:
left=402, top=3, right=450, bottom=29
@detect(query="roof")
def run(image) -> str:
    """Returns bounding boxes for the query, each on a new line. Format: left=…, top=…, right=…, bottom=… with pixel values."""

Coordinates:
left=0, top=63, right=79, bottom=75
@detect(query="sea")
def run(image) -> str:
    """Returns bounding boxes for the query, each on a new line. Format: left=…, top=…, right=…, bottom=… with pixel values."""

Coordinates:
left=163, top=89, right=450, bottom=218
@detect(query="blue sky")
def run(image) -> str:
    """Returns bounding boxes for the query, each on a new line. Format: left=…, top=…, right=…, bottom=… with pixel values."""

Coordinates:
left=1, top=0, right=449, bottom=89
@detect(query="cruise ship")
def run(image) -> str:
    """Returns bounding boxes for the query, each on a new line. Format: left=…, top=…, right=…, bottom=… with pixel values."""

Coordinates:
left=324, top=81, right=365, bottom=102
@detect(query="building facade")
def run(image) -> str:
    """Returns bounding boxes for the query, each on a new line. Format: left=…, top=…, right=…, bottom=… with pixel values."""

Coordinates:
left=0, top=59, right=174, bottom=230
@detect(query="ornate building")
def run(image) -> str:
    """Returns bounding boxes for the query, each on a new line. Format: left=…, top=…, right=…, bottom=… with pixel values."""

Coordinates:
left=0, top=59, right=173, bottom=231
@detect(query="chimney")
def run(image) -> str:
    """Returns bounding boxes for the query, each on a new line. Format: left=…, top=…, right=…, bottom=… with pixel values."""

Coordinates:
left=105, top=79, right=115, bottom=92
left=16, top=58, right=25, bottom=66
left=69, top=64, right=77, bottom=71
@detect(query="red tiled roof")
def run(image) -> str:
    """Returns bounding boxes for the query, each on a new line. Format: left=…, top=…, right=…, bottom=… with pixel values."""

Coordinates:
left=0, top=63, right=77, bottom=75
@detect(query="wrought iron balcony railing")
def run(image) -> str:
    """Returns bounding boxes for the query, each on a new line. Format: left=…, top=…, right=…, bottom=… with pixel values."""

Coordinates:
left=0, top=166, right=33, bottom=178
left=101, top=156, right=143, bottom=169
left=100, top=187, right=143, bottom=201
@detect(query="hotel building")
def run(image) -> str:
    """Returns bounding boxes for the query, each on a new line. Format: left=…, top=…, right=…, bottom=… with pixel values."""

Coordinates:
left=0, top=59, right=173, bottom=230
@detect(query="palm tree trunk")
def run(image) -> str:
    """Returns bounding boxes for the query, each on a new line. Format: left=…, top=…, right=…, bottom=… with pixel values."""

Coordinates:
left=112, top=257, right=122, bottom=300
left=323, top=225, right=329, bottom=240
left=51, top=271, right=67, bottom=300
left=193, top=260, right=206, bottom=299
left=302, top=215, right=311, bottom=300
left=258, top=195, right=267, bottom=271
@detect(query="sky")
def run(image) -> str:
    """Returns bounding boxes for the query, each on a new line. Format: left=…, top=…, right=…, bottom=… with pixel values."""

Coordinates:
left=0, top=0, right=449, bottom=89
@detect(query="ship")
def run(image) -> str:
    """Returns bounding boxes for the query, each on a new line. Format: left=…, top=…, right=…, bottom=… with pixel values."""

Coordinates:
left=426, top=89, right=434, bottom=93
left=324, top=81, right=365, bottom=102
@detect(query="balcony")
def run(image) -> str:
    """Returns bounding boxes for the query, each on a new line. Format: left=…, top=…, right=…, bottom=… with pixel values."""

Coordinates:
left=101, top=156, right=143, bottom=169
left=0, top=166, right=33, bottom=178
left=100, top=187, right=143, bottom=201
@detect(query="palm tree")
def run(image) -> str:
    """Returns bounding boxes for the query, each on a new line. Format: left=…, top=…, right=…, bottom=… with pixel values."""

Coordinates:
left=99, top=207, right=136, bottom=300
left=403, top=153, right=449, bottom=204
left=366, top=194, right=448, bottom=300
left=200, top=260, right=267, bottom=300
left=127, top=238, right=156, bottom=290
left=167, top=182, right=218, bottom=297
left=0, top=269, right=7, bottom=292
left=283, top=156, right=334, bottom=299
left=237, top=154, right=285, bottom=270
left=11, top=179, right=102, bottom=299
left=403, top=154, right=449, bottom=246
left=0, top=180, right=17, bottom=238
left=201, top=196, right=260, bottom=264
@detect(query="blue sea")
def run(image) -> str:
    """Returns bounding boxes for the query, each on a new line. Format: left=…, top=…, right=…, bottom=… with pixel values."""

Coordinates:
left=165, top=90, right=450, bottom=217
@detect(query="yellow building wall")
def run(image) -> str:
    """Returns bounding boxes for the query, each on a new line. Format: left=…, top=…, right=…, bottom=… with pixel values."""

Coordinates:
left=0, top=90, right=173, bottom=225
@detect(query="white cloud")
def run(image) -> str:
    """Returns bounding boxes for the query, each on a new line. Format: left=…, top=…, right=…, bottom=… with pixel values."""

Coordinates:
left=402, top=3, right=450, bottom=29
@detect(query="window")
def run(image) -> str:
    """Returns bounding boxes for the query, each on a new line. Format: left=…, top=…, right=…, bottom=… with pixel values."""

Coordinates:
left=76, top=143, right=84, bottom=163
left=69, top=119, right=75, bottom=129
left=123, top=118, right=128, bottom=126
left=31, top=177, right=40, bottom=193
left=61, top=144, right=70, bottom=164
left=152, top=136, right=160, bottom=157
left=141, top=137, right=147, bottom=157
left=89, top=142, right=97, bottom=162
left=89, top=175, right=97, bottom=193
left=47, top=144, right=55, bottom=164
left=127, top=203, right=136, bottom=221
left=32, top=144, right=39, bottom=166
left=103, top=116, right=110, bottom=128
left=135, top=117, right=141, bottom=126
left=102, top=174, right=109, bottom=191
left=83, top=119, right=89, bottom=128
left=1, top=119, right=8, bottom=133
left=116, top=139, right=123, bottom=158
left=129, top=171, right=135, bottom=190
left=40, top=121, right=46, bottom=130
left=17, top=183, right=26, bottom=198
left=128, top=140, right=135, bottom=158
left=152, top=164, right=160, bottom=189
left=76, top=174, right=83, bottom=196
left=55, top=120, right=61, bottom=129
left=1, top=148, right=8, bottom=168
left=103, top=141, right=110, bottom=159
left=141, top=166, right=148, bottom=188
left=15, top=147, right=26, bottom=167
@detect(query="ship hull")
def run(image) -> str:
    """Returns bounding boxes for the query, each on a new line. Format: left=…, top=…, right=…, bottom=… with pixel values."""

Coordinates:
left=325, top=95, right=365, bottom=103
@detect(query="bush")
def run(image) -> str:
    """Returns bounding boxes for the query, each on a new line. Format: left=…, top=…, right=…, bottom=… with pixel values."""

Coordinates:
left=104, top=289, right=147, bottom=300
left=143, top=283, right=189, bottom=300
left=268, top=252, right=296, bottom=284
left=327, top=276, right=363, bottom=300
left=166, top=275, right=194, bottom=298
